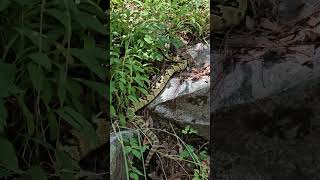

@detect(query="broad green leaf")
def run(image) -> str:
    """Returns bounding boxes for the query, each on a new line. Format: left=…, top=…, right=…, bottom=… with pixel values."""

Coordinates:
left=0, top=63, right=17, bottom=98
left=66, top=79, right=82, bottom=112
left=15, top=28, right=49, bottom=51
left=57, top=107, right=98, bottom=146
left=74, top=79, right=107, bottom=98
left=70, top=48, right=105, bottom=80
left=29, top=166, right=47, bottom=180
left=132, top=76, right=146, bottom=88
left=132, top=167, right=143, bottom=176
left=0, top=0, right=9, bottom=12
left=124, top=146, right=132, bottom=154
left=27, top=63, right=44, bottom=93
left=144, top=35, right=153, bottom=44
left=56, top=108, right=82, bottom=131
left=0, top=137, right=18, bottom=170
left=46, top=9, right=68, bottom=27
left=0, top=101, right=8, bottom=133
left=131, top=149, right=142, bottom=159
left=76, top=11, right=106, bottom=34
left=129, top=172, right=139, bottom=180
left=28, top=52, right=51, bottom=70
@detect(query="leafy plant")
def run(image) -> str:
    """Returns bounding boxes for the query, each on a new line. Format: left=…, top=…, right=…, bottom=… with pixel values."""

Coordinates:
left=182, top=125, right=199, bottom=135
left=110, top=0, right=209, bottom=179
left=0, top=0, right=107, bottom=179
left=123, top=135, right=148, bottom=180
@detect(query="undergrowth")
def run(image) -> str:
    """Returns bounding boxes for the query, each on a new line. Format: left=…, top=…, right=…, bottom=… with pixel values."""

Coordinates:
left=110, top=0, right=209, bottom=179
left=0, top=0, right=107, bottom=179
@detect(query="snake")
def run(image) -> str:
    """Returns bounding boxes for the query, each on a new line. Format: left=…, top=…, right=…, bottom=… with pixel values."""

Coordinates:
left=60, top=51, right=188, bottom=174
left=212, top=0, right=248, bottom=31
left=127, top=53, right=188, bottom=167
left=60, top=0, right=248, bottom=173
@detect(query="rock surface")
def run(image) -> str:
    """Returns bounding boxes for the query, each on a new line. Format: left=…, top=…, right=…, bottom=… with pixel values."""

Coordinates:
left=148, top=43, right=210, bottom=140
left=210, top=32, right=320, bottom=180
left=110, top=131, right=136, bottom=180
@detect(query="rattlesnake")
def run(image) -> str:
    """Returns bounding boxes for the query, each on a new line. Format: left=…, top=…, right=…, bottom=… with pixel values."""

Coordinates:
left=126, top=52, right=188, bottom=166
left=62, top=0, right=248, bottom=172
left=61, top=51, right=188, bottom=171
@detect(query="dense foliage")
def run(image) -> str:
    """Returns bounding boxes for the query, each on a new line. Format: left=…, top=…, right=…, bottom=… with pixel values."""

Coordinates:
left=0, top=0, right=107, bottom=179
left=111, top=1, right=209, bottom=179
left=110, top=0, right=209, bottom=123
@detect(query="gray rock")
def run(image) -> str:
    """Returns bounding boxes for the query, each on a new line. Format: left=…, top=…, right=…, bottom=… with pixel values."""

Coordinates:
left=148, top=43, right=210, bottom=140
left=110, top=130, right=137, bottom=180
left=211, top=47, right=320, bottom=179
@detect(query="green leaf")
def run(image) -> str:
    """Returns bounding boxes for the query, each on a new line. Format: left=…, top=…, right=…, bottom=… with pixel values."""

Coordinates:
left=133, top=76, right=146, bottom=88
left=41, top=80, right=53, bottom=107
left=131, top=149, right=142, bottom=159
left=15, top=28, right=49, bottom=51
left=132, top=167, right=143, bottom=176
left=28, top=52, right=51, bottom=70
left=129, top=172, right=139, bottom=180
left=136, top=87, right=148, bottom=96
left=27, top=63, right=44, bottom=93
left=83, top=35, right=95, bottom=49
left=56, top=107, right=98, bottom=146
left=55, top=109, right=82, bottom=131
left=48, top=112, right=58, bottom=141
left=110, top=105, right=116, bottom=117
left=46, top=9, right=68, bottom=27
left=58, top=67, right=66, bottom=106
left=66, top=79, right=82, bottom=112
left=76, top=11, right=107, bottom=34
left=75, top=79, right=107, bottom=98
left=124, top=146, right=132, bottom=154
left=0, top=101, right=8, bottom=133
left=0, top=137, right=18, bottom=170
left=119, top=113, right=126, bottom=127
left=55, top=150, right=76, bottom=180
left=0, top=63, right=17, bottom=98
left=143, top=35, right=153, bottom=44
left=70, top=48, right=106, bottom=80
left=29, top=166, right=47, bottom=180
left=0, top=0, right=9, bottom=12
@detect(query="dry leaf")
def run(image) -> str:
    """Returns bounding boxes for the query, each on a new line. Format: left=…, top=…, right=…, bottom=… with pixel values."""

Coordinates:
left=260, top=18, right=278, bottom=31
left=307, top=16, right=320, bottom=27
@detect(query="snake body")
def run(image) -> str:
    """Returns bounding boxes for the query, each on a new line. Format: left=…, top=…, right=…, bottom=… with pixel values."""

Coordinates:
left=128, top=55, right=188, bottom=166
left=212, top=0, right=248, bottom=31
